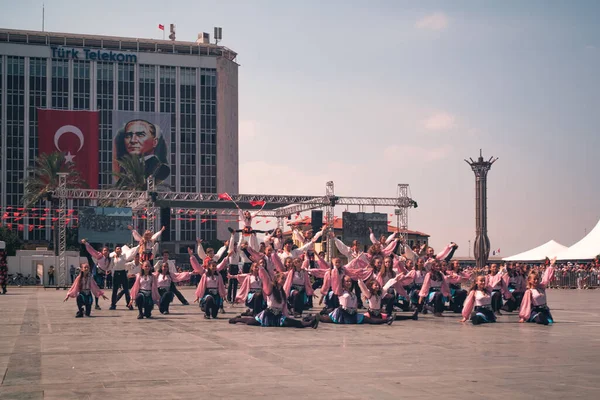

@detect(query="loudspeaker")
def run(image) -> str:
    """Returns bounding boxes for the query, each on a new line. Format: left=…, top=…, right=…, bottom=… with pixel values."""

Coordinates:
left=160, top=208, right=171, bottom=242
left=311, top=210, right=323, bottom=242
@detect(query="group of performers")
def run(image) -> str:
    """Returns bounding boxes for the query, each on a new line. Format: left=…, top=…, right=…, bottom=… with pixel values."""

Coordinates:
left=65, top=206, right=556, bottom=327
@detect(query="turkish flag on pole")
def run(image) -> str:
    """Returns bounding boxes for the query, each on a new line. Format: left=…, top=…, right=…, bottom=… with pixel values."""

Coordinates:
left=218, top=193, right=232, bottom=201
left=37, top=109, right=100, bottom=188
left=158, top=24, right=165, bottom=30
left=249, top=200, right=266, bottom=207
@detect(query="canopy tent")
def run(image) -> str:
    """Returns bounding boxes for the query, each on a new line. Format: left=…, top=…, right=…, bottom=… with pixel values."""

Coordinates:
left=557, top=218, right=600, bottom=261
left=502, top=240, right=567, bottom=262
left=0, top=240, right=5, bottom=250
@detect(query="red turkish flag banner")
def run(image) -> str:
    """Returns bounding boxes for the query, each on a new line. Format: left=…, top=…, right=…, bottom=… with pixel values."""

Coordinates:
left=37, top=109, right=100, bottom=188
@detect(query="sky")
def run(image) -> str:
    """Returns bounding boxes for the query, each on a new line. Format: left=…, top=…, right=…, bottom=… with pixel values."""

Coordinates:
left=1, top=0, right=599, bottom=256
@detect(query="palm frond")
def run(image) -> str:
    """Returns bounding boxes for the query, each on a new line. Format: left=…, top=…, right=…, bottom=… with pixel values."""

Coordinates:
left=22, top=152, right=87, bottom=207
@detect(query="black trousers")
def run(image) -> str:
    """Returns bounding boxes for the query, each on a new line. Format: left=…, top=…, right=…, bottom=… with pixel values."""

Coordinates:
left=491, top=290, right=503, bottom=312
left=111, top=270, right=130, bottom=307
left=136, top=292, right=154, bottom=317
left=289, top=288, right=306, bottom=314
left=382, top=288, right=396, bottom=315
left=449, top=288, right=467, bottom=313
left=227, top=265, right=239, bottom=302
left=117, top=277, right=136, bottom=302
left=76, top=292, right=93, bottom=316
left=246, top=291, right=265, bottom=315
left=171, top=282, right=188, bottom=304
left=242, top=263, right=252, bottom=274
left=158, top=287, right=174, bottom=313
left=203, top=295, right=220, bottom=318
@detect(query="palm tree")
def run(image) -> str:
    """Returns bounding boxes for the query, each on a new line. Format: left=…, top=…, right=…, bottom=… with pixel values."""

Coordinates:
left=22, top=152, right=87, bottom=255
left=112, top=154, right=148, bottom=191
left=99, top=154, right=148, bottom=208
left=22, top=152, right=87, bottom=207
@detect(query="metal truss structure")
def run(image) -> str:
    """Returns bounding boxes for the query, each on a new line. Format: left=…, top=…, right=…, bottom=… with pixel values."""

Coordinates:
left=54, top=179, right=416, bottom=286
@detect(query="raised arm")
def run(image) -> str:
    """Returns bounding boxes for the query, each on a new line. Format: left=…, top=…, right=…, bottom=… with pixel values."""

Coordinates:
left=292, top=229, right=304, bottom=245
left=216, top=257, right=229, bottom=272
left=540, top=263, right=556, bottom=288
left=333, top=237, right=351, bottom=258
left=214, top=245, right=227, bottom=261
left=150, top=227, right=164, bottom=241
left=385, top=232, right=397, bottom=245
left=188, top=248, right=205, bottom=274
left=131, top=229, right=143, bottom=242
left=315, top=253, right=330, bottom=270
left=403, top=245, right=418, bottom=262
left=381, top=239, right=398, bottom=256
left=258, top=266, right=273, bottom=296
left=369, top=229, right=378, bottom=245
left=83, top=242, right=102, bottom=260
left=196, top=240, right=207, bottom=260
left=357, top=279, right=372, bottom=299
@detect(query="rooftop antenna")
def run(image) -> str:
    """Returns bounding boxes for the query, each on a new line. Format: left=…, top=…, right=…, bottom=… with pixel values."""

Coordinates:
left=214, top=27, right=222, bottom=45
left=42, top=3, right=45, bottom=32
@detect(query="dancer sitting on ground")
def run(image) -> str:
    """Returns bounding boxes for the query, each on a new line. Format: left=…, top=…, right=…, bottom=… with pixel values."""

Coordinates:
left=228, top=265, right=319, bottom=328
left=128, top=261, right=160, bottom=319
left=64, top=263, right=108, bottom=318
left=460, top=275, right=496, bottom=325
left=318, top=275, right=393, bottom=325
left=519, top=259, right=556, bottom=325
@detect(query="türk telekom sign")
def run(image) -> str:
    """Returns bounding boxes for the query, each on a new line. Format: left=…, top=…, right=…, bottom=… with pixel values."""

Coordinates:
left=51, top=46, right=137, bottom=63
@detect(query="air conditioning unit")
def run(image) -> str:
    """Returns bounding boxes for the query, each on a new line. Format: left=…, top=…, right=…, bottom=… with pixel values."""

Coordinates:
left=196, top=32, right=210, bottom=44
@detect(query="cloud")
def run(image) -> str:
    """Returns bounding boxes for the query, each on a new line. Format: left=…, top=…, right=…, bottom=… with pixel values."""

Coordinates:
left=422, top=111, right=456, bottom=131
left=239, top=120, right=258, bottom=142
left=383, top=144, right=453, bottom=162
left=415, top=12, right=449, bottom=31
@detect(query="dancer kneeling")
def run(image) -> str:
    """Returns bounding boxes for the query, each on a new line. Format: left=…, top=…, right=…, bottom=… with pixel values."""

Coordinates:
left=519, top=260, right=555, bottom=325
left=194, top=260, right=227, bottom=319
left=319, top=275, right=392, bottom=325
left=64, top=263, right=108, bottom=317
left=460, top=275, right=496, bottom=325
left=358, top=278, right=418, bottom=323
left=128, top=261, right=160, bottom=319
left=229, top=265, right=319, bottom=328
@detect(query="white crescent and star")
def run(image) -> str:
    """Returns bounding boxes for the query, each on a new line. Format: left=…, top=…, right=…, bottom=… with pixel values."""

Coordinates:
left=53, top=125, right=85, bottom=164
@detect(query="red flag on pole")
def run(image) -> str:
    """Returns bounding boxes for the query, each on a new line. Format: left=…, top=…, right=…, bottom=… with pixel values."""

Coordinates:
left=158, top=24, right=165, bottom=30
left=218, top=193, right=232, bottom=201
left=249, top=200, right=266, bottom=207
left=37, top=109, right=100, bottom=188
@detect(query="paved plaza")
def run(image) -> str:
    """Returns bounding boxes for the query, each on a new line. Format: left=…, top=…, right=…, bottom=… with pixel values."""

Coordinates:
left=0, top=287, right=599, bottom=399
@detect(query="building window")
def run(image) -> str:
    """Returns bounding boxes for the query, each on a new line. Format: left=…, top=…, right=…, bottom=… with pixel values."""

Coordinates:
left=97, top=62, right=114, bottom=187
left=27, top=58, right=48, bottom=240
left=73, top=60, right=90, bottom=110
left=159, top=66, right=176, bottom=190
left=51, top=59, right=69, bottom=109
left=117, top=64, right=134, bottom=111
left=179, top=67, right=197, bottom=241
left=139, top=64, right=155, bottom=112
left=6, top=57, right=25, bottom=239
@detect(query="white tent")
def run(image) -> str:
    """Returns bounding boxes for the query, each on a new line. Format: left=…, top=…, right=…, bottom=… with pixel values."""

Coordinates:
left=502, top=240, right=567, bottom=262
left=0, top=240, right=5, bottom=250
left=557, top=218, right=600, bottom=261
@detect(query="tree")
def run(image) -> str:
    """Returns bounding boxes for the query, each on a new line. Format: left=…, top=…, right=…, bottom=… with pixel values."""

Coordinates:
left=22, top=152, right=87, bottom=255
left=112, top=154, right=149, bottom=191
left=0, top=226, right=23, bottom=256
left=22, top=152, right=87, bottom=207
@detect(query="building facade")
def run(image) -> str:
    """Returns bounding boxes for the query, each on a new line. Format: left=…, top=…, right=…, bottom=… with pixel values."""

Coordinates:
left=0, top=28, right=239, bottom=248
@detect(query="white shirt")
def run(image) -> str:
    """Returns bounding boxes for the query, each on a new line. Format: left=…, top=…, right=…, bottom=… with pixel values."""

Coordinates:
left=108, top=254, right=130, bottom=272
left=157, top=273, right=172, bottom=289
left=126, top=261, right=141, bottom=276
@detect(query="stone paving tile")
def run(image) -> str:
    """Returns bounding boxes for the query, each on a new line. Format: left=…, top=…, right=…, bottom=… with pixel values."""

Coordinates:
left=0, top=287, right=599, bottom=399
